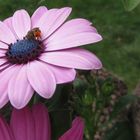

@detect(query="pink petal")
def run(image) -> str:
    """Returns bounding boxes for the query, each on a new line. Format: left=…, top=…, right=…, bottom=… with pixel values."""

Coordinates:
left=0, top=49, right=7, bottom=56
left=0, top=41, right=9, bottom=49
left=3, top=17, right=19, bottom=39
left=0, top=59, right=9, bottom=72
left=8, top=65, right=34, bottom=109
left=32, top=103, right=51, bottom=140
left=31, top=6, right=48, bottom=27
left=0, top=116, right=14, bottom=140
left=12, top=10, right=31, bottom=39
left=0, top=52, right=6, bottom=58
left=10, top=107, right=35, bottom=140
left=45, top=32, right=102, bottom=51
left=0, top=58, right=6, bottom=65
left=44, top=18, right=102, bottom=51
left=59, top=117, right=84, bottom=140
left=40, top=48, right=102, bottom=70
left=3, top=17, right=12, bottom=31
left=0, top=66, right=19, bottom=108
left=34, top=7, right=72, bottom=40
left=27, top=61, right=56, bottom=99
left=40, top=63, right=76, bottom=84
left=0, top=21, right=16, bottom=44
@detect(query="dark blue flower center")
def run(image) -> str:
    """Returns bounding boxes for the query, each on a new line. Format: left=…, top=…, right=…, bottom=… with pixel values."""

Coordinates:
left=6, top=39, right=44, bottom=64
left=10, top=39, right=39, bottom=56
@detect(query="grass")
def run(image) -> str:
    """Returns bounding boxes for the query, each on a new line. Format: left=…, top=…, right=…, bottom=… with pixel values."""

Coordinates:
left=0, top=0, right=140, bottom=91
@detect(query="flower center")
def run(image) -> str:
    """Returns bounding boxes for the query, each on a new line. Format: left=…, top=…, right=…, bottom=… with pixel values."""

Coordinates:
left=6, top=28, right=44, bottom=64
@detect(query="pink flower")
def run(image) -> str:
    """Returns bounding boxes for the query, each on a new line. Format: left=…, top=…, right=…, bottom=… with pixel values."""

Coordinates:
left=0, top=103, right=84, bottom=140
left=0, top=6, right=102, bottom=109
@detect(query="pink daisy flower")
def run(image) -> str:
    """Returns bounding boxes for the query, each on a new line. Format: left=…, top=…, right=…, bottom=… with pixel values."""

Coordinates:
left=0, top=6, right=102, bottom=109
left=0, top=103, right=84, bottom=140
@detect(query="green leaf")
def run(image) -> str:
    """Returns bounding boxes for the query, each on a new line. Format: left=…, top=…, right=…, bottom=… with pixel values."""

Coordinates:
left=110, top=94, right=138, bottom=119
left=122, top=0, right=140, bottom=11
left=103, top=121, right=135, bottom=140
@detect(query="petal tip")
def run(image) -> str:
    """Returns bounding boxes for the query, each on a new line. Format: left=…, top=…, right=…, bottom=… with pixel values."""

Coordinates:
left=45, top=91, right=55, bottom=99
left=64, top=7, right=72, bottom=11
left=93, top=61, right=103, bottom=70
left=62, top=7, right=72, bottom=14
left=95, top=34, right=103, bottom=42
left=11, top=101, right=27, bottom=109
left=98, top=34, right=103, bottom=41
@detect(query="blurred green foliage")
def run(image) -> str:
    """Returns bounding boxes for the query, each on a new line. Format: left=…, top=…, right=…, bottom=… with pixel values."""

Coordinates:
left=71, top=70, right=134, bottom=140
left=103, top=121, right=135, bottom=140
left=123, top=0, right=140, bottom=11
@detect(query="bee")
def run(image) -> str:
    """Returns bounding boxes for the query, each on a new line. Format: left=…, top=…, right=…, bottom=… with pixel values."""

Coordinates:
left=25, top=27, right=41, bottom=40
